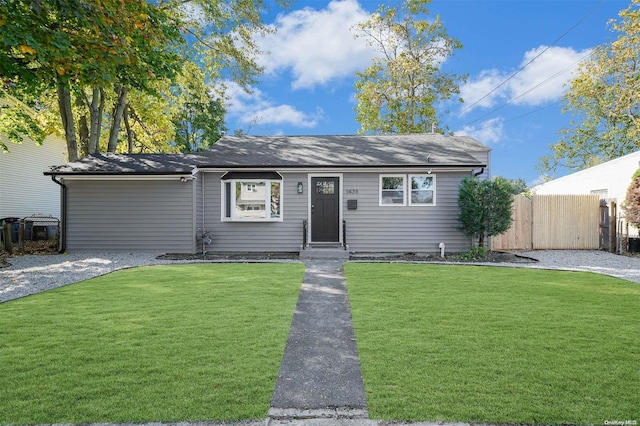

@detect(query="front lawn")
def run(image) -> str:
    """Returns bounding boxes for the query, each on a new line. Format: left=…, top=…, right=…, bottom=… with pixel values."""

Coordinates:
left=0, top=263, right=304, bottom=424
left=344, top=263, right=640, bottom=424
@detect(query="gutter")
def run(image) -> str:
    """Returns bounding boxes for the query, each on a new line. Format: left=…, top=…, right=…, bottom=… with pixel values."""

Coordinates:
left=50, top=175, right=67, bottom=253
left=199, top=164, right=486, bottom=170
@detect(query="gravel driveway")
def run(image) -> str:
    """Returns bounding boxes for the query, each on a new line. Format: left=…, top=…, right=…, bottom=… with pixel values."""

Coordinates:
left=1, top=250, right=640, bottom=304
left=508, top=249, right=640, bottom=283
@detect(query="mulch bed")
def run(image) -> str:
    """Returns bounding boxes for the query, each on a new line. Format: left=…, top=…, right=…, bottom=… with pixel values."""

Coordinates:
left=158, top=251, right=537, bottom=263
left=349, top=251, right=538, bottom=263
left=157, top=252, right=300, bottom=261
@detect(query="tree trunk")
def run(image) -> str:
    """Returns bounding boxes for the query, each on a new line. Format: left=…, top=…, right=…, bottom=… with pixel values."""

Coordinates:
left=78, top=114, right=89, bottom=158
left=108, top=85, right=128, bottom=153
left=478, top=234, right=485, bottom=248
left=75, top=95, right=88, bottom=157
left=123, top=104, right=134, bottom=153
left=88, top=87, right=105, bottom=154
left=56, top=81, right=78, bottom=162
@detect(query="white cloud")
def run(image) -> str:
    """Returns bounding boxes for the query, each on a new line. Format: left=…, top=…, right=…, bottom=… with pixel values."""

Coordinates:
left=256, top=0, right=375, bottom=89
left=460, top=45, right=591, bottom=114
left=248, top=104, right=322, bottom=128
left=459, top=69, right=504, bottom=110
left=456, top=117, right=504, bottom=145
left=224, top=82, right=322, bottom=131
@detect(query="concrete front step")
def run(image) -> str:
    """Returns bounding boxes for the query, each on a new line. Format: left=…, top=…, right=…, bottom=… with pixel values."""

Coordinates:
left=299, top=247, right=350, bottom=259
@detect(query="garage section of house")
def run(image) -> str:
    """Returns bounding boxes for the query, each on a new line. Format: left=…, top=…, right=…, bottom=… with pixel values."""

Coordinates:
left=46, top=153, right=202, bottom=253
left=63, top=179, right=196, bottom=252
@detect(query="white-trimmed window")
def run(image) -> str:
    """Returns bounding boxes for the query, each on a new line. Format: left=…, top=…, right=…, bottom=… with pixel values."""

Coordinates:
left=409, top=175, right=436, bottom=206
left=222, top=174, right=283, bottom=222
left=380, top=175, right=406, bottom=206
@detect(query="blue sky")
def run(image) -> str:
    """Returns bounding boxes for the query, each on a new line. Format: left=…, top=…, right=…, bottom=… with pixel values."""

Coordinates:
left=222, top=0, right=630, bottom=186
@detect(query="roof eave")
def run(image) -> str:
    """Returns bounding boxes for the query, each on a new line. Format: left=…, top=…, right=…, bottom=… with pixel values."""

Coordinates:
left=44, top=171, right=192, bottom=176
left=198, top=163, right=486, bottom=169
left=44, top=171, right=196, bottom=181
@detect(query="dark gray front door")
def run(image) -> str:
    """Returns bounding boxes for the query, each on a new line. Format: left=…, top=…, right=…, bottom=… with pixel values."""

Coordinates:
left=311, top=177, right=340, bottom=242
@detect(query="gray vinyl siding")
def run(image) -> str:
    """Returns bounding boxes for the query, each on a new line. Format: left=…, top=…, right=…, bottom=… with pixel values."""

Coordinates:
left=202, top=172, right=307, bottom=252
left=201, top=170, right=473, bottom=253
left=66, top=180, right=195, bottom=252
left=343, top=171, right=472, bottom=253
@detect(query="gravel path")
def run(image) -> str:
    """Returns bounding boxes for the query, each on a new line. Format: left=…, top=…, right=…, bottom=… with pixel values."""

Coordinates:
left=2, top=250, right=640, bottom=304
left=505, top=249, right=640, bottom=283
left=0, top=252, right=178, bottom=303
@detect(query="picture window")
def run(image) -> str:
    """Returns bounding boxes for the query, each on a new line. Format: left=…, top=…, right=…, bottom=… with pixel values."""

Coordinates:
left=222, top=178, right=283, bottom=221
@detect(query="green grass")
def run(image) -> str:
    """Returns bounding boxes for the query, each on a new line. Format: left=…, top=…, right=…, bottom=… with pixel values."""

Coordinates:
left=344, top=263, right=640, bottom=424
left=0, top=263, right=304, bottom=424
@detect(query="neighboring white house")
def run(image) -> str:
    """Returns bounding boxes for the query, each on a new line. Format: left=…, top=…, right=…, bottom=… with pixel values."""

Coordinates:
left=0, top=132, right=67, bottom=219
left=532, top=150, right=640, bottom=203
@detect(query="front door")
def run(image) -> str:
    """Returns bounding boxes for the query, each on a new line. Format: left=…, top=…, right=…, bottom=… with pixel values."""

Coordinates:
left=311, top=176, right=340, bottom=242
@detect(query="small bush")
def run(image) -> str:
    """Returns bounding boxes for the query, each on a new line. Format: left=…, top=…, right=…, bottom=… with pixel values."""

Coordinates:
left=457, top=177, right=514, bottom=247
left=460, top=246, right=487, bottom=260
left=623, top=168, right=640, bottom=227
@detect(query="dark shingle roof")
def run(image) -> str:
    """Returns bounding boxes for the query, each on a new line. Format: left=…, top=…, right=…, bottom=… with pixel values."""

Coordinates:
left=45, top=153, right=206, bottom=175
left=46, top=134, right=488, bottom=175
left=200, top=134, right=487, bottom=168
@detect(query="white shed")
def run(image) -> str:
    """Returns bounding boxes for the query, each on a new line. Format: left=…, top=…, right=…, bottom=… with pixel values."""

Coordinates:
left=533, top=150, right=640, bottom=203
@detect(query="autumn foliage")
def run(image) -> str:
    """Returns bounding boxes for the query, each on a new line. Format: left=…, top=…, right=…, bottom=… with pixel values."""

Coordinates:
left=623, top=169, right=640, bottom=227
left=1, top=0, right=282, bottom=159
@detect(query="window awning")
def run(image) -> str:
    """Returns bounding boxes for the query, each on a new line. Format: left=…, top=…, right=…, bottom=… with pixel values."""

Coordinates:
left=221, top=172, right=283, bottom=180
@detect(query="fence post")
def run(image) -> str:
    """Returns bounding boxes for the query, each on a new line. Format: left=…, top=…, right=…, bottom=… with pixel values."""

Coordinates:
left=599, top=200, right=609, bottom=251
left=610, top=201, right=617, bottom=253
left=2, top=223, right=12, bottom=254
left=18, top=219, right=24, bottom=252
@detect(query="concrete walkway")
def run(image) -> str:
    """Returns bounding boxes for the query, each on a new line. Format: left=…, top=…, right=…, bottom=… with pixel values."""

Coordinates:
left=269, top=259, right=368, bottom=421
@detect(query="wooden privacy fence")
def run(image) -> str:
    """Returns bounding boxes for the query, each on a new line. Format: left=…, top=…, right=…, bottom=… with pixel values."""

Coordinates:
left=492, top=194, right=601, bottom=251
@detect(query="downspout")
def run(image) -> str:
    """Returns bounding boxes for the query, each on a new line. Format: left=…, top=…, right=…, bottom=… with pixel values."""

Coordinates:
left=50, top=175, right=67, bottom=253
left=472, top=167, right=486, bottom=249
left=201, top=171, right=205, bottom=254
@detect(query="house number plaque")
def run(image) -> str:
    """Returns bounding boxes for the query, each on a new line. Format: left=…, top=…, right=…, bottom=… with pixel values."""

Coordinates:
left=346, top=189, right=359, bottom=194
